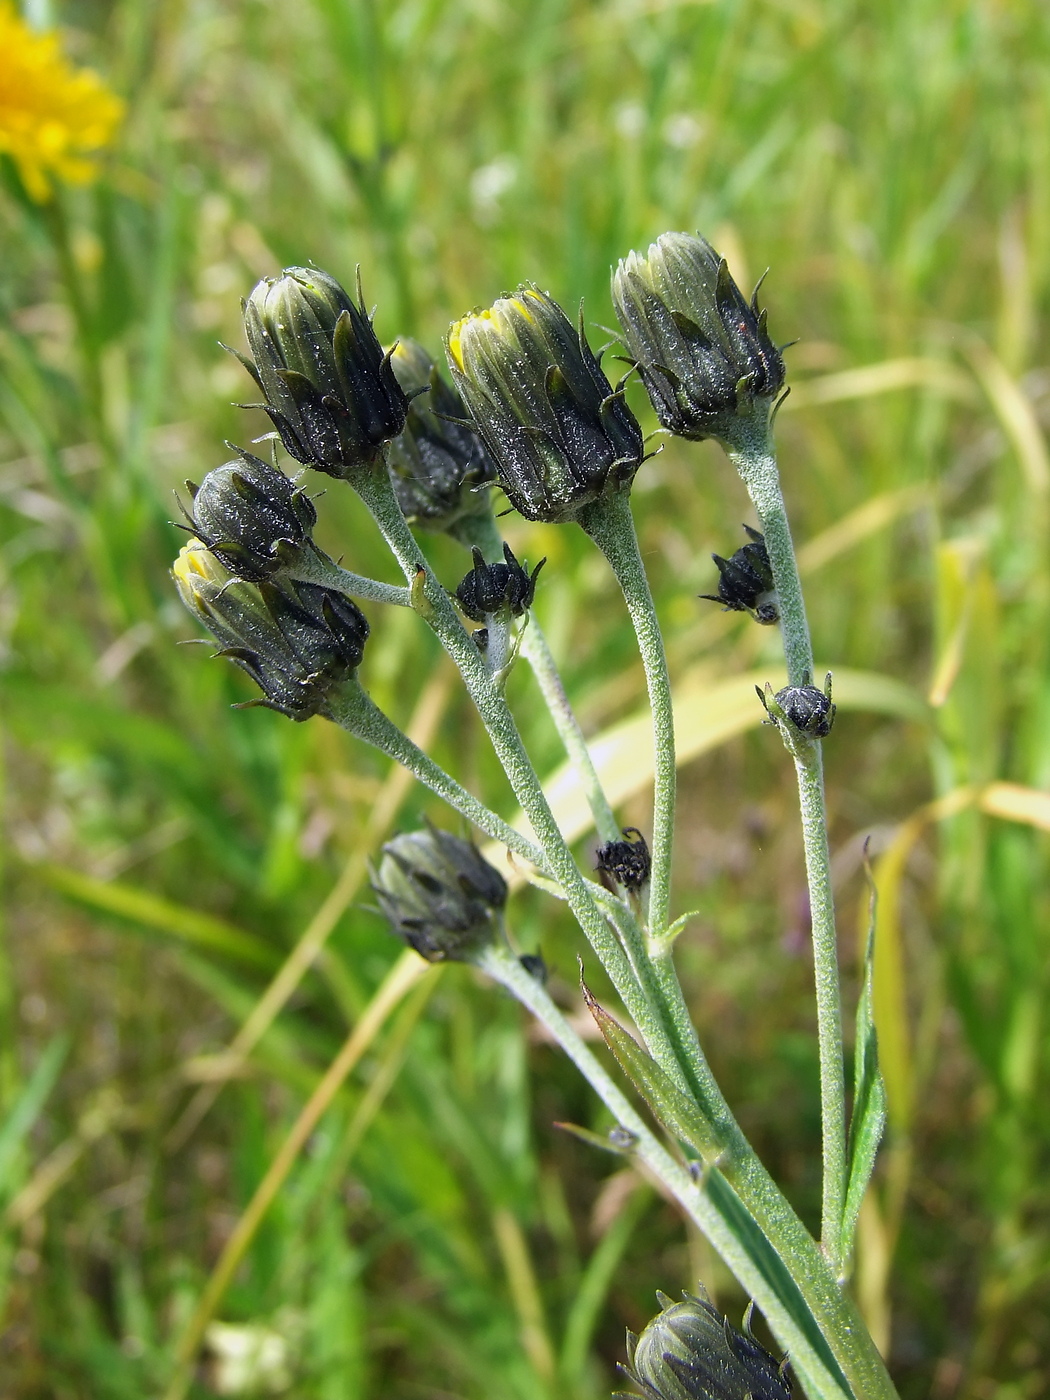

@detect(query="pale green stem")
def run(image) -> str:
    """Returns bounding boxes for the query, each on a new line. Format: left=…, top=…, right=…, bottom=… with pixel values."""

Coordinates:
left=477, top=944, right=892, bottom=1400
left=349, top=461, right=659, bottom=1045
left=577, top=491, right=676, bottom=936
left=464, top=511, right=621, bottom=846
left=728, top=424, right=847, bottom=1275
left=325, top=677, right=545, bottom=870
left=289, top=544, right=412, bottom=608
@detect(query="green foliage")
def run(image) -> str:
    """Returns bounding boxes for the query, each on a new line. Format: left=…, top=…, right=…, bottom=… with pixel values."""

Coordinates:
left=3, top=0, right=1050, bottom=1396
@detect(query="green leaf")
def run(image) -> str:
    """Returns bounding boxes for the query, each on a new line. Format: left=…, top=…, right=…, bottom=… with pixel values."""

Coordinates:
left=841, top=867, right=888, bottom=1261
left=0, top=1034, right=69, bottom=1197
left=580, top=981, right=721, bottom=1160
left=37, top=863, right=278, bottom=970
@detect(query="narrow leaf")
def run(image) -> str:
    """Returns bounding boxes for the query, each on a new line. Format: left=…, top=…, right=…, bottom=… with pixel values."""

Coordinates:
left=38, top=864, right=278, bottom=970
left=0, top=1034, right=69, bottom=1194
left=581, top=981, right=721, bottom=1160
left=841, top=860, right=888, bottom=1260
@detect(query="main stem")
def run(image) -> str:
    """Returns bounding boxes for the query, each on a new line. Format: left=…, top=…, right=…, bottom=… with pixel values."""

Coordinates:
left=577, top=491, right=676, bottom=936
left=728, top=424, right=847, bottom=1274
left=477, top=945, right=885, bottom=1400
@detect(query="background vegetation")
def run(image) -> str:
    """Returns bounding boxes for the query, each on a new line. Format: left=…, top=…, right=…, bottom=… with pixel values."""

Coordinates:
left=2, top=0, right=1050, bottom=1395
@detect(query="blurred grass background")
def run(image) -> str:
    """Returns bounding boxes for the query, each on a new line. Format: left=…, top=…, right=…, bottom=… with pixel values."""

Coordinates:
left=2, top=0, right=1050, bottom=1395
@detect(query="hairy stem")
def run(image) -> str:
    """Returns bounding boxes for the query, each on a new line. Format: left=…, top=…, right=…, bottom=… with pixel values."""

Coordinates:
left=728, top=425, right=847, bottom=1273
left=464, top=511, right=621, bottom=845
left=349, top=461, right=658, bottom=1043
left=289, top=544, right=412, bottom=607
left=577, top=491, right=676, bottom=935
left=326, top=677, right=545, bottom=870
left=477, top=944, right=895, bottom=1400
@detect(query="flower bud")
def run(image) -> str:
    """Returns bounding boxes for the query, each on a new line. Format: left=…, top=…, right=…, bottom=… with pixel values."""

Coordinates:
left=235, top=266, right=408, bottom=477
left=172, top=540, right=369, bottom=719
left=184, top=447, right=317, bottom=581
left=759, top=673, right=836, bottom=739
left=595, top=827, right=651, bottom=892
left=372, top=827, right=508, bottom=963
left=623, top=1290, right=791, bottom=1400
left=773, top=678, right=836, bottom=738
left=455, top=542, right=545, bottom=623
left=385, top=338, right=498, bottom=533
left=699, top=525, right=778, bottom=625
left=446, top=286, right=645, bottom=523
left=612, top=232, right=785, bottom=447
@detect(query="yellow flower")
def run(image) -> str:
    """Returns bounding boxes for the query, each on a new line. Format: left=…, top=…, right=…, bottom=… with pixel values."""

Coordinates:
left=0, top=3, right=123, bottom=201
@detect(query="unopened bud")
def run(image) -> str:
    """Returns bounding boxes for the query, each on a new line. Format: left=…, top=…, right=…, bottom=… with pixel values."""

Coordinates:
left=622, top=1290, right=791, bottom=1400
left=372, top=827, right=508, bottom=963
left=596, top=828, right=651, bottom=892
left=235, top=266, right=408, bottom=477
left=446, top=286, right=644, bottom=523
left=386, top=338, right=497, bottom=533
left=172, top=540, right=368, bottom=719
left=455, top=542, right=545, bottom=623
left=612, top=232, right=785, bottom=448
left=699, top=525, right=778, bottom=625
left=184, top=447, right=316, bottom=581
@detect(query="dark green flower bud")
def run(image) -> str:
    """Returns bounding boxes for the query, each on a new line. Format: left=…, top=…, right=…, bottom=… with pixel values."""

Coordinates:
left=183, top=447, right=317, bottom=581
left=446, top=285, right=645, bottom=523
left=612, top=233, right=785, bottom=447
left=596, top=827, right=651, bottom=892
left=173, top=540, right=369, bottom=720
left=372, top=827, right=508, bottom=963
left=385, top=338, right=498, bottom=533
left=455, top=542, right=545, bottom=623
left=699, top=525, right=778, bottom=625
left=234, top=266, right=408, bottom=478
left=622, top=1290, right=792, bottom=1400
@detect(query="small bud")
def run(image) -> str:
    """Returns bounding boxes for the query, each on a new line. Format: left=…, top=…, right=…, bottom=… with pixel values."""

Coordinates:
left=455, top=542, right=545, bottom=623
left=236, top=266, right=408, bottom=477
left=446, top=285, right=645, bottom=523
left=612, top=232, right=785, bottom=447
left=699, top=525, right=778, bottom=625
left=385, top=338, right=498, bottom=533
left=372, top=827, right=508, bottom=963
left=184, top=448, right=317, bottom=581
left=596, top=828, right=651, bottom=892
left=759, top=672, right=836, bottom=739
left=622, top=1290, right=792, bottom=1400
left=172, top=540, right=369, bottom=719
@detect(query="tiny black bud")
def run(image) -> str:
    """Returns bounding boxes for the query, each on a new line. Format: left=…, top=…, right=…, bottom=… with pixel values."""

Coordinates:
left=774, top=674, right=836, bottom=738
left=455, top=542, right=545, bottom=623
left=699, top=525, right=778, bottom=625
left=596, top=828, right=651, bottom=892
left=519, top=953, right=547, bottom=982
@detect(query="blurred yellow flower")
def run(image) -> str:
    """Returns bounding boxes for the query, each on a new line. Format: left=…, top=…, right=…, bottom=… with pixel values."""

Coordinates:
left=0, top=3, right=123, bottom=201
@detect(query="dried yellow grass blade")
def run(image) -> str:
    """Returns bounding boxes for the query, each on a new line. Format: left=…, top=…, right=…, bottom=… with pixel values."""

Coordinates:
left=784, top=358, right=975, bottom=411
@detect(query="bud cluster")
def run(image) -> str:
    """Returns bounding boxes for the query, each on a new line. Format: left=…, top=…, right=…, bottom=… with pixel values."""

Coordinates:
left=455, top=543, right=545, bottom=623
left=596, top=828, right=651, bottom=892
